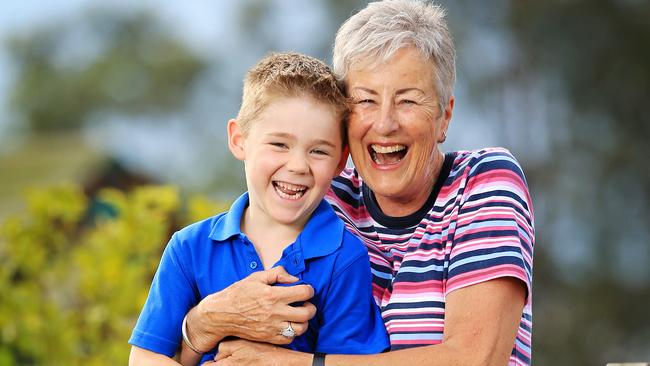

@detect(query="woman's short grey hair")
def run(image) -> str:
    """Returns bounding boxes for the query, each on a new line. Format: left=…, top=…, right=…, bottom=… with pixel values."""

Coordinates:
left=333, top=0, right=456, bottom=108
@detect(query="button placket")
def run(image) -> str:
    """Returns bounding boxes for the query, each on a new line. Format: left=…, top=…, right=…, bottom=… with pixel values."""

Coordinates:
left=240, top=234, right=262, bottom=273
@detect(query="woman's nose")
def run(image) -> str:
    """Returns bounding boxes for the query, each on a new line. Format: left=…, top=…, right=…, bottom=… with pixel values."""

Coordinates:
left=373, top=102, right=399, bottom=135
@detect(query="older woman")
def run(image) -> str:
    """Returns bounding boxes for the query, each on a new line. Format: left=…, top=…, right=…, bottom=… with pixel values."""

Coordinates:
left=187, top=1, right=534, bottom=365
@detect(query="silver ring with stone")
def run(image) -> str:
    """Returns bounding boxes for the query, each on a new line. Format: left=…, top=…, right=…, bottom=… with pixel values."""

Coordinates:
left=280, top=321, right=296, bottom=338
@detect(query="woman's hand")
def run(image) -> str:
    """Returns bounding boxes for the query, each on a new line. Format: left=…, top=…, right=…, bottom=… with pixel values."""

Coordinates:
left=185, top=266, right=317, bottom=352
left=203, top=339, right=312, bottom=366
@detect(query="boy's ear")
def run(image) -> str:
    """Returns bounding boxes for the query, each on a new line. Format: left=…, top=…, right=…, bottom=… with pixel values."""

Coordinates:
left=334, top=145, right=349, bottom=177
left=227, top=119, right=246, bottom=161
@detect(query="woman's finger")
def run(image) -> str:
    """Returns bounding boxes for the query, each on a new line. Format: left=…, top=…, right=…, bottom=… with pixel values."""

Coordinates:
left=271, top=283, right=314, bottom=304
left=288, top=320, right=308, bottom=337
left=275, top=301, right=316, bottom=323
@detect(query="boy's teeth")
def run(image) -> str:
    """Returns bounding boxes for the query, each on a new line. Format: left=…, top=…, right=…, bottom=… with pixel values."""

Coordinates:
left=371, top=144, right=406, bottom=153
left=276, top=182, right=306, bottom=192
left=274, top=181, right=307, bottom=200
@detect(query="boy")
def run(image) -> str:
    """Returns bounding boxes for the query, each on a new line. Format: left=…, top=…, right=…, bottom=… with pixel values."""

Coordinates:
left=128, top=52, right=389, bottom=365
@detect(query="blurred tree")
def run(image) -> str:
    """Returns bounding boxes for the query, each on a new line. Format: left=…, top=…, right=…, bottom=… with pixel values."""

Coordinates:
left=503, top=1, right=650, bottom=364
left=0, top=184, right=229, bottom=365
left=7, top=11, right=205, bottom=133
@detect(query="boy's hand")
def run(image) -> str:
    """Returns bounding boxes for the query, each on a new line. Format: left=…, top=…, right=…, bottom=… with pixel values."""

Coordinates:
left=185, top=266, right=316, bottom=352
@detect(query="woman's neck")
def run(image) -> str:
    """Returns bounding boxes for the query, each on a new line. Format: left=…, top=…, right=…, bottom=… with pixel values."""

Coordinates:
left=374, top=150, right=445, bottom=217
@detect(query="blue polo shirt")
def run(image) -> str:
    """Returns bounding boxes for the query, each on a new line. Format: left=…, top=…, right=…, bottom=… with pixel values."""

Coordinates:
left=129, top=193, right=388, bottom=363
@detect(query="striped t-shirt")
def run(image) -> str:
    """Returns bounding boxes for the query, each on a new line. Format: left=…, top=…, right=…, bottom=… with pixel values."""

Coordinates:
left=326, top=147, right=534, bottom=365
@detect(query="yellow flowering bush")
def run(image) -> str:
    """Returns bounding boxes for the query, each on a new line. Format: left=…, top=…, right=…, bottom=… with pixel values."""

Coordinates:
left=0, top=185, right=229, bottom=365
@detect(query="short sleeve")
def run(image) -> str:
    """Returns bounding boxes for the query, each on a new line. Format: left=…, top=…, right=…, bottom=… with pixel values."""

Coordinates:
left=316, top=233, right=389, bottom=354
left=129, top=233, right=199, bottom=356
left=446, top=149, right=534, bottom=299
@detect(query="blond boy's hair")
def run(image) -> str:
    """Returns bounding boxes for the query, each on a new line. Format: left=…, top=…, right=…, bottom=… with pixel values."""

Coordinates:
left=236, top=52, right=349, bottom=143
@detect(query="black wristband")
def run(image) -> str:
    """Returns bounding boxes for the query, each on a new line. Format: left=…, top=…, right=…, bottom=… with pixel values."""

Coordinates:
left=312, top=352, right=326, bottom=366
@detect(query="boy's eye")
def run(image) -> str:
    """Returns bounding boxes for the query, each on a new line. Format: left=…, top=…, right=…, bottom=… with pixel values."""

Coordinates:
left=270, top=142, right=288, bottom=148
left=311, top=149, right=329, bottom=156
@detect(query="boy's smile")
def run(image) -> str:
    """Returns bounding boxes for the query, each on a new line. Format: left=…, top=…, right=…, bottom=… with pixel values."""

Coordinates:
left=228, top=96, right=346, bottom=232
left=273, top=181, right=307, bottom=200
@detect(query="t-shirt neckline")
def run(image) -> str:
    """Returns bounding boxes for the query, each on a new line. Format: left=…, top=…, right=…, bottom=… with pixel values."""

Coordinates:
left=362, top=152, right=456, bottom=229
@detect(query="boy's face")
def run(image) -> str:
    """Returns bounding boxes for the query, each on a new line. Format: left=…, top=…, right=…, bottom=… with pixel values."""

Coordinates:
left=228, top=96, right=347, bottom=230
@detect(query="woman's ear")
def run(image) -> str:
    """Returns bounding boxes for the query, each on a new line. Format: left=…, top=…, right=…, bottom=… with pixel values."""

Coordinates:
left=227, top=119, right=246, bottom=161
left=334, top=145, right=350, bottom=177
left=438, top=96, right=454, bottom=143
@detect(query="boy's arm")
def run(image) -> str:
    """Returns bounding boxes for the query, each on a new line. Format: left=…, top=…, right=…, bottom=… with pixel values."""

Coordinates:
left=130, top=345, right=202, bottom=366
left=178, top=342, right=203, bottom=366
left=129, top=346, right=183, bottom=366
left=130, top=235, right=202, bottom=362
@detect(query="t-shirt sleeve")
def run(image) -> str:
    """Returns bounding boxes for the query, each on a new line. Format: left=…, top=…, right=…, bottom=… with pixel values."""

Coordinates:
left=446, top=149, right=534, bottom=299
left=128, top=233, right=198, bottom=357
left=315, top=233, right=389, bottom=354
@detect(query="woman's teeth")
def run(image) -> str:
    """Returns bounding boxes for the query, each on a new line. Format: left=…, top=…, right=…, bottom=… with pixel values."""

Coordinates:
left=370, top=144, right=407, bottom=164
left=274, top=181, right=307, bottom=200
left=371, top=144, right=406, bottom=153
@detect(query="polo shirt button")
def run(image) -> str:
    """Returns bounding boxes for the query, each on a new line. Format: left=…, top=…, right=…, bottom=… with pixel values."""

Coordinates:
left=249, top=261, right=258, bottom=269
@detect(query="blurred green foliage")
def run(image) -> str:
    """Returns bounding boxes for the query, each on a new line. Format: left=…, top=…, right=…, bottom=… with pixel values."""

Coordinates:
left=0, top=185, right=229, bottom=365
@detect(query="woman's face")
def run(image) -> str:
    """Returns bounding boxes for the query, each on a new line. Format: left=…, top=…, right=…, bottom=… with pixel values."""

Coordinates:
left=346, top=47, right=453, bottom=216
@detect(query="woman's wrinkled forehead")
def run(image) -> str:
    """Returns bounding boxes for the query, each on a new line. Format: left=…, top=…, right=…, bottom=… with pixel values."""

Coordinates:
left=345, top=47, right=432, bottom=79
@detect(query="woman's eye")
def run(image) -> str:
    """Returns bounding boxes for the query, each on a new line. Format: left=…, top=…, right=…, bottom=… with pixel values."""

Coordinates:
left=357, top=99, right=374, bottom=104
left=399, top=99, right=417, bottom=105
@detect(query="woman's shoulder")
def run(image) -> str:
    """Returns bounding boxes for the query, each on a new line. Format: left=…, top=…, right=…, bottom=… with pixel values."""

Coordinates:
left=451, top=147, right=525, bottom=179
left=451, top=147, right=532, bottom=213
left=454, top=146, right=518, bottom=165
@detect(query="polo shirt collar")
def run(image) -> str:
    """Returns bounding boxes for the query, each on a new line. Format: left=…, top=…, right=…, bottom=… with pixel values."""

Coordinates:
left=208, top=192, right=248, bottom=241
left=297, top=199, right=344, bottom=260
left=208, top=192, right=344, bottom=260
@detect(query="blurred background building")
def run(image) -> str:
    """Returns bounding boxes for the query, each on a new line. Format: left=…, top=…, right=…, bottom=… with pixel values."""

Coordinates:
left=0, top=0, right=648, bottom=364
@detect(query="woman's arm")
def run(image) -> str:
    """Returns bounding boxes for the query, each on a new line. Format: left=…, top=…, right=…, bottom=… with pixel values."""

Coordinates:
left=210, top=277, right=525, bottom=366
left=325, top=277, right=525, bottom=366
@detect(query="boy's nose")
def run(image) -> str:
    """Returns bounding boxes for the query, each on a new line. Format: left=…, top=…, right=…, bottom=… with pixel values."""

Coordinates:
left=286, top=151, right=309, bottom=174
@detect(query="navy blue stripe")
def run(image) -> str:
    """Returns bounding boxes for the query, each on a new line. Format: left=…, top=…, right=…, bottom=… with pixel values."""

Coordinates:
left=462, top=190, right=531, bottom=217
left=454, top=229, right=521, bottom=245
left=449, top=256, right=524, bottom=278
left=383, top=301, right=445, bottom=310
